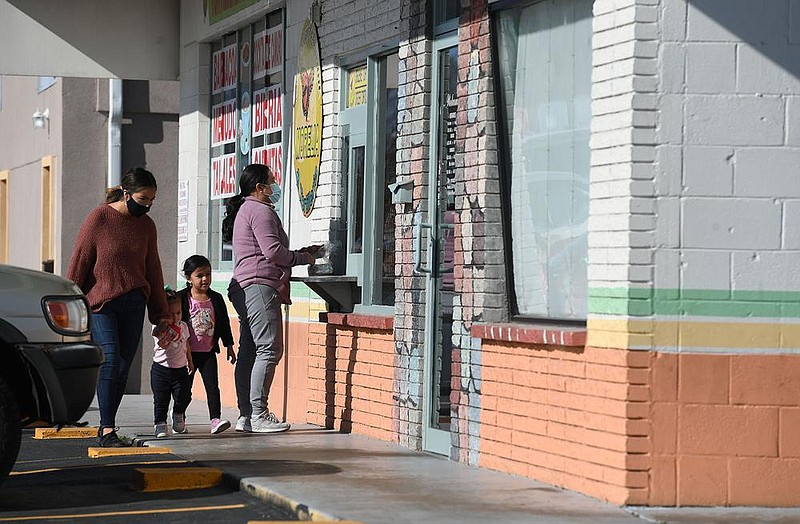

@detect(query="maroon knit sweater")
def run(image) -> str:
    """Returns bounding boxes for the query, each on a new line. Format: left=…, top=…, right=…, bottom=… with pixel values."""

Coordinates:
left=67, top=204, right=169, bottom=325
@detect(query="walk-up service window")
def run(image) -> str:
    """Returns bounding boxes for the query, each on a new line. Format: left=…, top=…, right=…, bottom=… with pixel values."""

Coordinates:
left=208, top=10, right=284, bottom=269
left=493, top=0, right=591, bottom=321
left=338, top=52, right=399, bottom=309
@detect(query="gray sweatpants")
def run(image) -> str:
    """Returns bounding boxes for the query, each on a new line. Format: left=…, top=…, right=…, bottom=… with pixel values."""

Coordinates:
left=228, top=282, right=283, bottom=418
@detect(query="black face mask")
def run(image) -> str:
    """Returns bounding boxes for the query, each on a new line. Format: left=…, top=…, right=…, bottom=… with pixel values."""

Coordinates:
left=126, top=197, right=151, bottom=217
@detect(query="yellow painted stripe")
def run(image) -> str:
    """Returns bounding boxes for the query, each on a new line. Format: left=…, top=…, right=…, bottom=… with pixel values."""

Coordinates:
left=132, top=467, right=223, bottom=492
left=88, top=446, right=171, bottom=458
left=588, top=318, right=800, bottom=350
left=10, top=460, right=188, bottom=476
left=33, top=427, right=98, bottom=439
left=0, top=504, right=245, bottom=522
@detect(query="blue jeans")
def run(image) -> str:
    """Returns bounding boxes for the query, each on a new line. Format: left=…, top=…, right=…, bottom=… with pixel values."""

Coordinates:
left=91, top=289, right=146, bottom=429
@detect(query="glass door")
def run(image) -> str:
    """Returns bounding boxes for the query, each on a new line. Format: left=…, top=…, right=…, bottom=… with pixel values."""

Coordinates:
left=421, top=36, right=459, bottom=455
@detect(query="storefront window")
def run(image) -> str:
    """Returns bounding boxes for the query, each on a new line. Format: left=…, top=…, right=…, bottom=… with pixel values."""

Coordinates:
left=434, top=0, right=460, bottom=35
left=378, top=53, right=398, bottom=306
left=208, top=11, right=283, bottom=269
left=494, top=0, right=591, bottom=320
left=340, top=52, right=398, bottom=308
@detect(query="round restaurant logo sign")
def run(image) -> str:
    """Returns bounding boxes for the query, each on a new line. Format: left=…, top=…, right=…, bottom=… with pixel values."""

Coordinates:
left=292, top=19, right=322, bottom=218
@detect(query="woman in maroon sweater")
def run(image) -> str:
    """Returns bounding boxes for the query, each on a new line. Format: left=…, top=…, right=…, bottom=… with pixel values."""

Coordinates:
left=67, top=167, right=173, bottom=447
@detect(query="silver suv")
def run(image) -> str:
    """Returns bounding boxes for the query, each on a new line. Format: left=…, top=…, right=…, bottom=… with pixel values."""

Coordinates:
left=0, top=264, right=103, bottom=484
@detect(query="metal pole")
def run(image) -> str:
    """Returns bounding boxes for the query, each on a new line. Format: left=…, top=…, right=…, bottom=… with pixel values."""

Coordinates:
left=107, top=78, right=122, bottom=187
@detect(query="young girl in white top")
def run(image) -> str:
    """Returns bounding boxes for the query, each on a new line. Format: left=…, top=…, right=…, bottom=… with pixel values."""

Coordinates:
left=151, top=288, right=193, bottom=437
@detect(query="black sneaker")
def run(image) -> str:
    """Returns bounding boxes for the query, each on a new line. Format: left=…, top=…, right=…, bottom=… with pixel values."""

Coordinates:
left=97, top=429, right=131, bottom=448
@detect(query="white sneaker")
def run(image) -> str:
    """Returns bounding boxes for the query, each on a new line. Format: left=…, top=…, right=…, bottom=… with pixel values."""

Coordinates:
left=154, top=422, right=168, bottom=438
left=210, top=418, right=231, bottom=434
left=172, top=413, right=187, bottom=434
left=235, top=416, right=251, bottom=432
left=250, top=412, right=291, bottom=433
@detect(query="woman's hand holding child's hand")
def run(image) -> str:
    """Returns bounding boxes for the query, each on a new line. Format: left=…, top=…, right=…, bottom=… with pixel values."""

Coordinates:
left=226, top=346, right=237, bottom=365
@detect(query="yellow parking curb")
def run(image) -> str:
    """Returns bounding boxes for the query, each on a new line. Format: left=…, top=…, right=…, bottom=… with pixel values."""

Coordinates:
left=34, top=427, right=98, bottom=439
left=131, top=466, right=223, bottom=492
left=88, top=446, right=172, bottom=458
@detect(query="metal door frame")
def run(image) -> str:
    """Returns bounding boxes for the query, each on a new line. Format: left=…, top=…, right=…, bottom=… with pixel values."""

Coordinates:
left=422, top=33, right=459, bottom=455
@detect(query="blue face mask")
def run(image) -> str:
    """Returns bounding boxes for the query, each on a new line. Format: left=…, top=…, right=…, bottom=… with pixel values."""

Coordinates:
left=268, top=182, right=282, bottom=204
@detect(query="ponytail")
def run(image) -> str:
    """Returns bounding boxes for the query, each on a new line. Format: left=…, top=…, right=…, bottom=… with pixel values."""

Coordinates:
left=221, top=164, right=272, bottom=243
left=221, top=194, right=245, bottom=243
left=105, top=185, right=124, bottom=203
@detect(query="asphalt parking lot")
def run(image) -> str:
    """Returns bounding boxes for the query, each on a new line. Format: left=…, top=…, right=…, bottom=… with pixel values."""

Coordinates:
left=0, top=427, right=298, bottom=523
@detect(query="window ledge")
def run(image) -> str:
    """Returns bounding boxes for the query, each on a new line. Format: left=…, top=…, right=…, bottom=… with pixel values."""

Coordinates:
left=320, top=312, right=394, bottom=331
left=471, top=322, right=586, bottom=347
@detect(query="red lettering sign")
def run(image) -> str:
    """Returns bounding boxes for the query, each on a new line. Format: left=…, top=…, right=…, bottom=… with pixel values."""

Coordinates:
left=251, top=144, right=283, bottom=185
left=210, top=154, right=237, bottom=200
left=212, top=44, right=237, bottom=94
left=253, top=30, right=266, bottom=80
left=211, top=99, right=236, bottom=147
left=252, top=85, right=282, bottom=137
left=265, top=26, right=283, bottom=74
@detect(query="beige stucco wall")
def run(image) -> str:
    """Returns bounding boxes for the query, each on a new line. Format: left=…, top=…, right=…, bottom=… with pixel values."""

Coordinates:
left=0, top=75, right=63, bottom=270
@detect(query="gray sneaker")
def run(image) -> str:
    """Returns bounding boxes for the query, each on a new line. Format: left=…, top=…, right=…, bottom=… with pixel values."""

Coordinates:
left=154, top=422, right=168, bottom=438
left=250, top=412, right=290, bottom=433
left=172, top=413, right=187, bottom=434
left=235, top=415, right=251, bottom=432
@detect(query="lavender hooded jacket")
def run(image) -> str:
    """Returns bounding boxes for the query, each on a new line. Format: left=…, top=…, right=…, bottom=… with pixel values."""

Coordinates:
left=231, top=197, right=307, bottom=304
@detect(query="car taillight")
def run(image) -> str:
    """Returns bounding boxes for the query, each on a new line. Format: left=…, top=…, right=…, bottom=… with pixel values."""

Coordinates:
left=42, top=297, right=89, bottom=335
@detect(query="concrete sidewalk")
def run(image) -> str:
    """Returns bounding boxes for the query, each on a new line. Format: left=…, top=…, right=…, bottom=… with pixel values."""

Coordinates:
left=86, top=395, right=800, bottom=524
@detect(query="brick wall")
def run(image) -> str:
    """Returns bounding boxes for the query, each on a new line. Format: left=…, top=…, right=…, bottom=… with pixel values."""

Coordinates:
left=449, top=0, right=507, bottom=466
left=587, top=0, right=658, bottom=348
left=307, top=317, right=398, bottom=442
left=393, top=0, right=431, bottom=451
left=479, top=340, right=650, bottom=505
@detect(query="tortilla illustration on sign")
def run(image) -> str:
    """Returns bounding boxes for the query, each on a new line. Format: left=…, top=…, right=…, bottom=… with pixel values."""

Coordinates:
left=293, top=19, right=322, bottom=218
left=241, top=41, right=250, bottom=67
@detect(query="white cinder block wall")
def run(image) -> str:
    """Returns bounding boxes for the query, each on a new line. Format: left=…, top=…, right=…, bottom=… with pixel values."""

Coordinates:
left=656, top=0, right=800, bottom=348
left=590, top=0, right=800, bottom=352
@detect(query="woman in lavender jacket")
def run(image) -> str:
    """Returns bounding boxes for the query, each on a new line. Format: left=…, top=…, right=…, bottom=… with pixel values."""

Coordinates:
left=222, top=164, right=318, bottom=433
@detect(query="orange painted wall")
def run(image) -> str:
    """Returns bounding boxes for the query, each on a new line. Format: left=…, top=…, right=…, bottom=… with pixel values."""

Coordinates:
left=478, top=341, right=800, bottom=507
left=191, top=311, right=800, bottom=507
left=478, top=341, right=650, bottom=505
left=650, top=353, right=800, bottom=507
left=306, top=322, right=398, bottom=442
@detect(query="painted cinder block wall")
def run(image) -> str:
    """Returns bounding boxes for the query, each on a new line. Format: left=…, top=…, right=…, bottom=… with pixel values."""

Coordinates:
left=588, top=0, right=800, bottom=507
left=642, top=0, right=800, bottom=506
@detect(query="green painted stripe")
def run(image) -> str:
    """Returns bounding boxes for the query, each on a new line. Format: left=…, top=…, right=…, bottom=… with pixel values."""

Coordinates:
left=589, top=288, right=800, bottom=318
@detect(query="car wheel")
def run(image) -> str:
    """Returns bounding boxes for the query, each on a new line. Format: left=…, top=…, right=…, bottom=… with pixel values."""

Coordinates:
left=0, top=375, right=21, bottom=486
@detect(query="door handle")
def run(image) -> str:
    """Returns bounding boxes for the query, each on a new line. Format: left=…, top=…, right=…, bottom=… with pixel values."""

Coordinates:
left=413, top=219, right=432, bottom=275
left=437, top=223, right=454, bottom=274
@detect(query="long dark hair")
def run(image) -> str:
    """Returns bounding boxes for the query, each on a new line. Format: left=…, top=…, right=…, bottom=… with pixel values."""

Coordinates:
left=182, top=254, right=212, bottom=285
left=221, top=164, right=272, bottom=243
left=105, top=167, right=158, bottom=203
